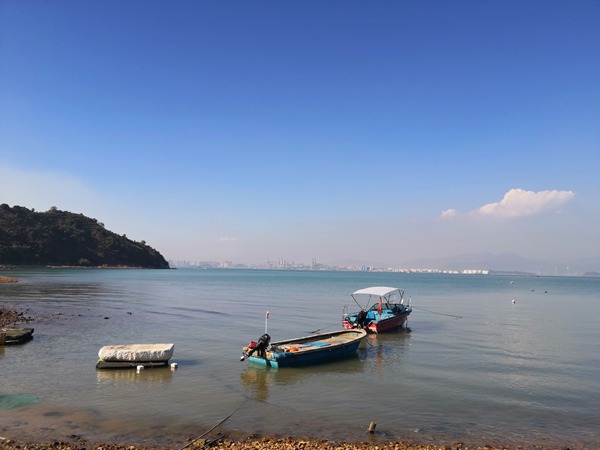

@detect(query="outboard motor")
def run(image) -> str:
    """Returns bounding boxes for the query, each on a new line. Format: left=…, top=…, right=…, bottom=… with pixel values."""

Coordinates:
left=240, top=333, right=271, bottom=360
left=356, top=309, right=367, bottom=329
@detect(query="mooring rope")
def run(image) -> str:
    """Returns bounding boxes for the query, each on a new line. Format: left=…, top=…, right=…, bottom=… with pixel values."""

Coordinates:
left=180, top=398, right=249, bottom=450
left=411, top=305, right=463, bottom=319
left=307, top=322, right=340, bottom=334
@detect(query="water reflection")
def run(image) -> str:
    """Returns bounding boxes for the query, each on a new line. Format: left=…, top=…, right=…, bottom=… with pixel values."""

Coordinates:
left=361, top=327, right=412, bottom=379
left=1, top=281, right=119, bottom=301
left=240, top=366, right=272, bottom=402
left=96, top=367, right=174, bottom=384
left=240, top=356, right=366, bottom=402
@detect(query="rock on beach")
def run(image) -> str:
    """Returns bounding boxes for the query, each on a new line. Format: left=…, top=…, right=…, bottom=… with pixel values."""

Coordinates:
left=0, top=307, right=32, bottom=327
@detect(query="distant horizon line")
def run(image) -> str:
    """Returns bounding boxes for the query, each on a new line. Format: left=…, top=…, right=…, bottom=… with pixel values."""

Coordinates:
left=166, top=259, right=600, bottom=277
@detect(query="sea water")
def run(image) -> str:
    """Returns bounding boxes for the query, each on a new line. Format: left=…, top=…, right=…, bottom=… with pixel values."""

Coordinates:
left=0, top=268, right=599, bottom=447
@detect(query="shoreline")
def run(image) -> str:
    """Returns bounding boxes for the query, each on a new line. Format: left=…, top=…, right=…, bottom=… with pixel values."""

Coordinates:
left=1, top=266, right=171, bottom=271
left=0, top=434, right=584, bottom=450
left=0, top=276, right=19, bottom=284
left=0, top=306, right=33, bottom=327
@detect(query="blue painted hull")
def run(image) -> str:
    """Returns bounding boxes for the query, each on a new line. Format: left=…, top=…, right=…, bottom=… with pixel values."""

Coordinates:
left=247, top=329, right=366, bottom=368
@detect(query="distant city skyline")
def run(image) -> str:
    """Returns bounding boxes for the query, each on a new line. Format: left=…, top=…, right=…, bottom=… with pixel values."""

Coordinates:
left=1, top=2, right=599, bottom=268
left=167, top=250, right=599, bottom=277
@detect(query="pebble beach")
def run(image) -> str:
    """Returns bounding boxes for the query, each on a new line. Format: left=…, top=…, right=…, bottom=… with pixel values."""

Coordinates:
left=0, top=436, right=538, bottom=450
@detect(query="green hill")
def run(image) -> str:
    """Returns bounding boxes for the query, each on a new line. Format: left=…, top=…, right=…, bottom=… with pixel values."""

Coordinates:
left=0, top=204, right=169, bottom=269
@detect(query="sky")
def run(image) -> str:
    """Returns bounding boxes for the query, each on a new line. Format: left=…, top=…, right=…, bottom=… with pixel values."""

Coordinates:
left=1, top=1, right=599, bottom=267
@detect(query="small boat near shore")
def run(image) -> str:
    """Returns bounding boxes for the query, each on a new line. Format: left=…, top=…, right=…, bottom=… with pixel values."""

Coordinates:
left=96, top=343, right=174, bottom=369
left=241, top=329, right=367, bottom=368
left=0, top=327, right=34, bottom=345
left=342, top=286, right=412, bottom=333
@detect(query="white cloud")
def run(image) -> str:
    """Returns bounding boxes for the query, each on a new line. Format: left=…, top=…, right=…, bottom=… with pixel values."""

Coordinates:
left=441, top=208, right=459, bottom=219
left=478, top=188, right=575, bottom=218
left=442, top=188, right=575, bottom=219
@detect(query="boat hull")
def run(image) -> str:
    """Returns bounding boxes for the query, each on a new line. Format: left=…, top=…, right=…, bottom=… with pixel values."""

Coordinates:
left=343, top=310, right=411, bottom=333
left=366, top=312, right=410, bottom=333
left=247, top=329, right=366, bottom=368
left=96, top=360, right=170, bottom=369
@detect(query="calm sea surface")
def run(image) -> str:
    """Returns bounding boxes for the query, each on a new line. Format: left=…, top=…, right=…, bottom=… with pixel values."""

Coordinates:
left=1, top=269, right=599, bottom=447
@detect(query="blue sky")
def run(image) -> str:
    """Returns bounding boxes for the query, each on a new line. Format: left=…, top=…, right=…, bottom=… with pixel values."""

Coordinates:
left=1, top=1, right=599, bottom=267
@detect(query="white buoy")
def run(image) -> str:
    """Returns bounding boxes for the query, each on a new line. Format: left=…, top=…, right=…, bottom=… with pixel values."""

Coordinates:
left=136, top=365, right=144, bottom=372
left=170, top=362, right=178, bottom=370
left=512, top=299, right=516, bottom=304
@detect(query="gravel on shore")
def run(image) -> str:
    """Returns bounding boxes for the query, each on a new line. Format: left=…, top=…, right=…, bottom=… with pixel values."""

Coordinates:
left=0, top=435, right=564, bottom=450
left=0, top=306, right=33, bottom=327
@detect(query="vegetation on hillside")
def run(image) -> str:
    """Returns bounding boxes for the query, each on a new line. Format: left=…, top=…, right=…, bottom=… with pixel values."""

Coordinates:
left=0, top=204, right=169, bottom=268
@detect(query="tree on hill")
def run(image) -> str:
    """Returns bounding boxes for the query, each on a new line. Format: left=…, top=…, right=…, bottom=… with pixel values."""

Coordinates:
left=0, top=204, right=169, bottom=268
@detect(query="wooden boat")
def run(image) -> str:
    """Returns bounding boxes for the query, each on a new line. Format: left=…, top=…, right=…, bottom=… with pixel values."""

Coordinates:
left=0, top=327, right=34, bottom=345
left=96, top=343, right=174, bottom=369
left=342, top=286, right=412, bottom=333
left=241, top=329, right=366, bottom=368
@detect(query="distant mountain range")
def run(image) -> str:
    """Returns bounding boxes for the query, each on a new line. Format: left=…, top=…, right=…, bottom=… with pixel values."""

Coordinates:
left=330, top=252, right=600, bottom=276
